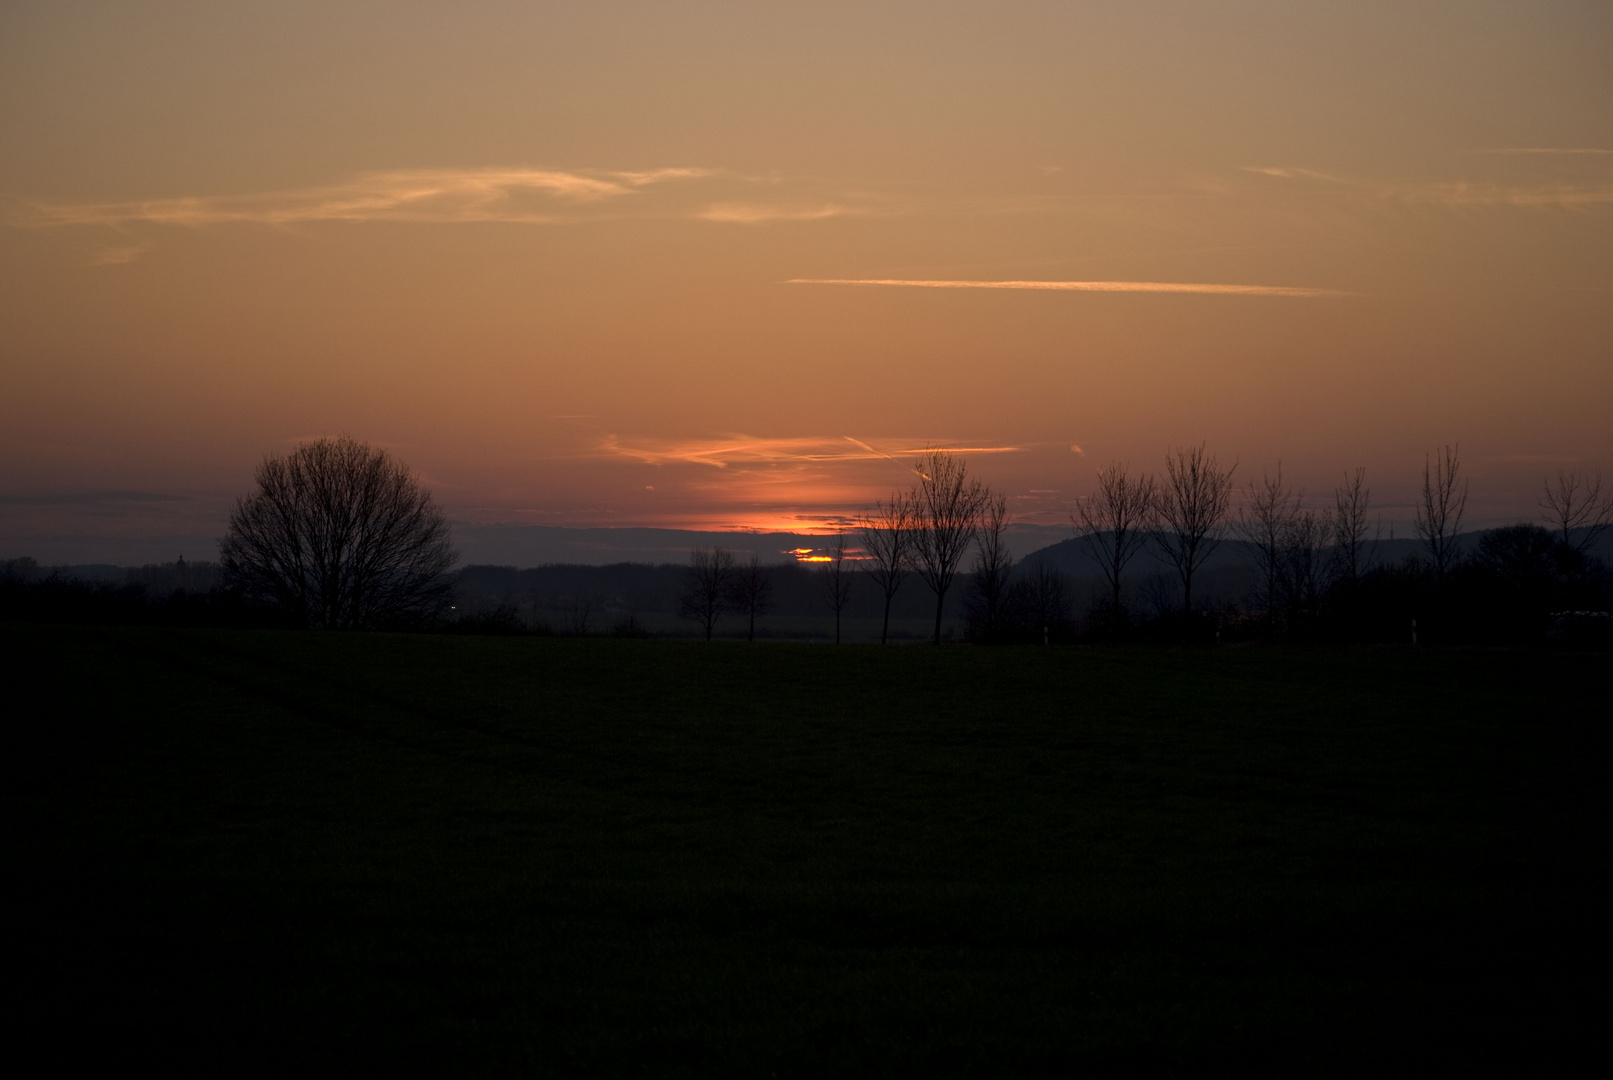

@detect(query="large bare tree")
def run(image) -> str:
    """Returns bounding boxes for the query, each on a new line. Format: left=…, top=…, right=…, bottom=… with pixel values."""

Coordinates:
left=965, top=494, right=1014, bottom=642
left=818, top=531, right=856, bottom=645
left=1073, top=463, right=1157, bottom=626
left=1539, top=469, right=1611, bottom=554
left=1331, top=467, right=1375, bottom=583
left=726, top=552, right=773, bottom=642
left=911, top=449, right=990, bottom=645
left=220, top=436, right=455, bottom=629
left=1416, top=445, right=1468, bottom=582
left=1234, top=465, right=1299, bottom=624
left=678, top=545, right=735, bottom=640
left=1153, top=443, right=1236, bottom=615
left=859, top=491, right=917, bottom=645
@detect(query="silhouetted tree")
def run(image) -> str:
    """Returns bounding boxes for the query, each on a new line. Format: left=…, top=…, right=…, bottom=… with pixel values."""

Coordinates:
left=727, top=552, right=772, bottom=642
left=1540, top=469, right=1611, bottom=555
left=965, top=494, right=1014, bottom=642
left=1235, top=464, right=1299, bottom=625
left=679, top=544, right=734, bottom=639
left=1416, top=444, right=1468, bottom=583
left=912, top=449, right=990, bottom=645
left=1074, top=463, right=1156, bottom=629
left=1331, top=467, right=1375, bottom=583
left=859, top=492, right=917, bottom=644
left=818, top=531, right=855, bottom=644
left=1153, top=443, right=1236, bottom=615
left=219, top=436, right=455, bottom=629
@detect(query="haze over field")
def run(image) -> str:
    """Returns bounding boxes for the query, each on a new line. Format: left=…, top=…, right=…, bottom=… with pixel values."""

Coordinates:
left=3, top=1, right=1610, bottom=563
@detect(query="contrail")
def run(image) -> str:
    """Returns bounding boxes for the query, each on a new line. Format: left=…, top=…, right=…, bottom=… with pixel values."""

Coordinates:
left=786, top=278, right=1352, bottom=298
left=843, top=436, right=897, bottom=462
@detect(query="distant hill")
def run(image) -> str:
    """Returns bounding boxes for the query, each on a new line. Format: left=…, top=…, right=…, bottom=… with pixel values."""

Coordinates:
left=450, top=522, right=1070, bottom=567
left=1014, top=526, right=1613, bottom=582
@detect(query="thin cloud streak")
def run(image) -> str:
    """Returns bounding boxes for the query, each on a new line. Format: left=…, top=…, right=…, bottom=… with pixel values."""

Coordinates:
left=1248, top=164, right=1613, bottom=211
left=598, top=434, right=1025, bottom=469
left=1242, top=166, right=1353, bottom=184
left=696, top=202, right=857, bottom=223
left=1475, top=148, right=1613, bottom=155
left=787, top=279, right=1352, bottom=298
left=10, top=167, right=714, bottom=228
left=842, top=436, right=897, bottom=462
left=1400, top=183, right=1613, bottom=208
left=87, top=244, right=146, bottom=265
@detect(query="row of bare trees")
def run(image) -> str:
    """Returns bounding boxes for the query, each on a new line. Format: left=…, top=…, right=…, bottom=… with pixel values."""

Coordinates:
left=685, top=440, right=1611, bottom=643
left=1074, top=444, right=1241, bottom=624
left=1075, top=445, right=1423, bottom=628
left=161, top=434, right=1613, bottom=638
left=677, top=547, right=775, bottom=641
left=682, top=449, right=1012, bottom=645
left=855, top=449, right=995, bottom=645
left=1077, top=443, right=1611, bottom=631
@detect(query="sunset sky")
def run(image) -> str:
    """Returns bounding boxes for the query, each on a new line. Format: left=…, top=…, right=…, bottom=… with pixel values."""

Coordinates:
left=4, top=1, right=1611, bottom=563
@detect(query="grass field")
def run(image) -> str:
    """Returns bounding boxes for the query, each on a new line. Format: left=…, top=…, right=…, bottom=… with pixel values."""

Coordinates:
left=10, top=625, right=1603, bottom=1073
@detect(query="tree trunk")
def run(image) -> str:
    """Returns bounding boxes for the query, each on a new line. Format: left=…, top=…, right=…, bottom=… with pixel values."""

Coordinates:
left=881, top=593, right=892, bottom=645
left=932, top=588, right=946, bottom=645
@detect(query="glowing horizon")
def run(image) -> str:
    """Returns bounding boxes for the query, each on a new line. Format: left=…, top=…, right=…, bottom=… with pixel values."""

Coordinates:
left=2, top=2, right=1609, bottom=564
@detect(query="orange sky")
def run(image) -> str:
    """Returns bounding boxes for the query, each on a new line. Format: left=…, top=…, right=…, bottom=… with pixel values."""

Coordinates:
left=3, top=1, right=1611, bottom=562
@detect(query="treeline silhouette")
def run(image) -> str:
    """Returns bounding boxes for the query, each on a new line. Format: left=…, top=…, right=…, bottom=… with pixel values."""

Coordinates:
left=6, top=528, right=1610, bottom=646
left=4, top=440, right=1609, bottom=646
left=0, top=557, right=293, bottom=629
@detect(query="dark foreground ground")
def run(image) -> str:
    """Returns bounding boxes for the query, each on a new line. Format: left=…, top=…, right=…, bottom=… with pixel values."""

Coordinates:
left=8, top=625, right=1604, bottom=1074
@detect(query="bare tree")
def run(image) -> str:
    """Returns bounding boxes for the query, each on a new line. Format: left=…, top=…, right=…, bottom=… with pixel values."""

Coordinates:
left=818, top=531, right=856, bottom=644
left=1540, top=469, right=1611, bottom=554
left=911, top=449, right=990, bottom=645
left=1153, top=444, right=1237, bottom=615
left=678, top=544, right=735, bottom=640
left=1234, top=465, right=1299, bottom=624
left=1073, top=463, right=1157, bottom=626
left=1331, top=467, right=1375, bottom=583
left=859, top=492, right=917, bottom=645
left=965, top=494, right=1014, bottom=643
left=726, top=551, right=773, bottom=642
left=220, top=436, right=455, bottom=629
left=1416, top=445, right=1468, bottom=582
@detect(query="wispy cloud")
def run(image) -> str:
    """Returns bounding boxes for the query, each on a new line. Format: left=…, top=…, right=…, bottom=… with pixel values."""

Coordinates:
left=10, top=167, right=714, bottom=229
left=598, top=434, right=1024, bottom=468
left=695, top=202, right=857, bottom=224
left=1397, top=183, right=1613, bottom=208
left=1474, top=148, right=1613, bottom=155
left=786, top=279, right=1352, bottom=298
left=87, top=244, right=146, bottom=265
left=1248, top=162, right=1613, bottom=211
left=1242, top=166, right=1353, bottom=184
